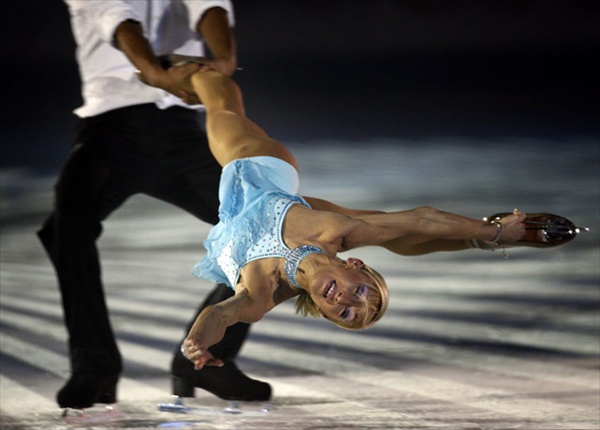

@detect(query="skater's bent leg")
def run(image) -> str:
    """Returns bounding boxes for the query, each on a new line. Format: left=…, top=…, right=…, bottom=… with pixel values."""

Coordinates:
left=190, top=70, right=298, bottom=169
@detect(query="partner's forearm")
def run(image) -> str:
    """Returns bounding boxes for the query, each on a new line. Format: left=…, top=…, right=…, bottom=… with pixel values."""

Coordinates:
left=197, top=7, right=237, bottom=75
left=113, top=20, right=164, bottom=84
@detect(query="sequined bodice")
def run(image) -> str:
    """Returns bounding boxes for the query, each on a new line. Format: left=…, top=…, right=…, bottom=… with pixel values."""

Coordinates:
left=192, top=157, right=315, bottom=290
left=215, top=196, right=298, bottom=286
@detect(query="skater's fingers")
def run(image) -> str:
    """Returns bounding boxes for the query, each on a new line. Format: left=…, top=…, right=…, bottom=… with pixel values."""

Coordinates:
left=182, top=338, right=198, bottom=351
left=182, top=340, right=207, bottom=363
left=182, top=339, right=208, bottom=355
left=192, top=354, right=214, bottom=370
left=206, top=357, right=225, bottom=367
left=191, top=353, right=207, bottom=370
left=181, top=338, right=223, bottom=369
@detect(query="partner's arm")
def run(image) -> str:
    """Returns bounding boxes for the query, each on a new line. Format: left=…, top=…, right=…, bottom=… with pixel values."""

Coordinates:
left=114, top=6, right=235, bottom=101
left=113, top=19, right=201, bottom=99
left=197, top=7, right=237, bottom=76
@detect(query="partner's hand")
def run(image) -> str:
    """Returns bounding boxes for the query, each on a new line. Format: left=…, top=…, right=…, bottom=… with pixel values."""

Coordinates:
left=136, top=62, right=201, bottom=104
left=197, top=57, right=236, bottom=76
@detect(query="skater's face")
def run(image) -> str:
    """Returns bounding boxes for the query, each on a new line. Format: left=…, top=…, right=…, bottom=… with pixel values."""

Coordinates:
left=308, top=258, right=388, bottom=330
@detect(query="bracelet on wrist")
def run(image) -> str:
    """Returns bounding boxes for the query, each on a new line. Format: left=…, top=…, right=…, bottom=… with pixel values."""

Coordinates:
left=490, top=221, right=503, bottom=244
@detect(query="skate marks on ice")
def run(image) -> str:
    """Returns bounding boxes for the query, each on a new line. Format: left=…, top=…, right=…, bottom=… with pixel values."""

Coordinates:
left=158, top=395, right=271, bottom=416
left=61, top=399, right=268, bottom=428
left=57, top=396, right=376, bottom=430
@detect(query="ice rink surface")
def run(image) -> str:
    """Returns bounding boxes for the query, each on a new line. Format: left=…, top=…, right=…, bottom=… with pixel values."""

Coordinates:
left=1, top=139, right=599, bottom=429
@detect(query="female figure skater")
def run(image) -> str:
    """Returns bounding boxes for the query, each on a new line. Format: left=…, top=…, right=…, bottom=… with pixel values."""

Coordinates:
left=180, top=69, right=575, bottom=370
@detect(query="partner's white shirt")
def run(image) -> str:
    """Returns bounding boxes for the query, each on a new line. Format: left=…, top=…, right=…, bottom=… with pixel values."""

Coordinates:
left=64, top=0, right=234, bottom=117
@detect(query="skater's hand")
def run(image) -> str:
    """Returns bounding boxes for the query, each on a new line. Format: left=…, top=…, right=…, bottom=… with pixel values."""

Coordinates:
left=181, top=338, right=224, bottom=370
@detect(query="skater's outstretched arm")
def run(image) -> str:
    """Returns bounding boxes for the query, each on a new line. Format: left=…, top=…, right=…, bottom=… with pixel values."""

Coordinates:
left=182, top=291, right=266, bottom=369
left=182, top=278, right=296, bottom=369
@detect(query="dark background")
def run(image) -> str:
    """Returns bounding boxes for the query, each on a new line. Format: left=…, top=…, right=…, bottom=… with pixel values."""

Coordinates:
left=3, top=0, right=599, bottom=174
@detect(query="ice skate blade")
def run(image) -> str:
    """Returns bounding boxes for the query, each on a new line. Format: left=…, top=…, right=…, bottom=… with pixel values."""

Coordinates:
left=61, top=404, right=125, bottom=425
left=158, top=396, right=271, bottom=416
left=484, top=212, right=587, bottom=248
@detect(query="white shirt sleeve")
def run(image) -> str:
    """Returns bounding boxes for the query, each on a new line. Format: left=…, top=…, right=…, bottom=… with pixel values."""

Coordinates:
left=64, top=0, right=142, bottom=45
left=184, top=0, right=235, bottom=32
left=63, top=0, right=235, bottom=117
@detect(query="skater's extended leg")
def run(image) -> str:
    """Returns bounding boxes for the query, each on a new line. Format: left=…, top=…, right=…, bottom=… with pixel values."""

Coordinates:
left=190, top=70, right=298, bottom=169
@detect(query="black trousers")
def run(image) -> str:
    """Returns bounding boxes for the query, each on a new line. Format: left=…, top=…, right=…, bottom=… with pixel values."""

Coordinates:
left=37, top=104, right=248, bottom=375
